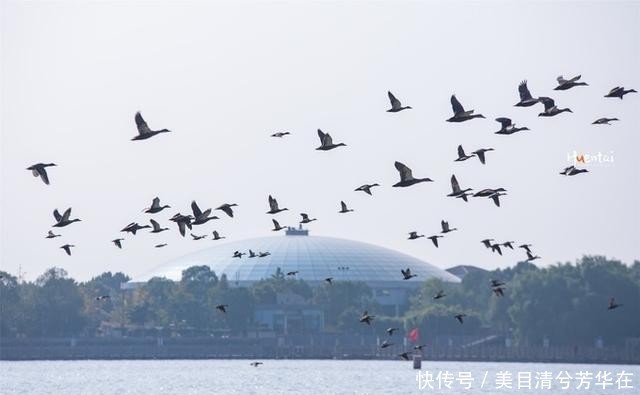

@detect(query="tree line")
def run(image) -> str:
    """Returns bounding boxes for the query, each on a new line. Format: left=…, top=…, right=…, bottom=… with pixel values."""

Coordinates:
left=1, top=256, right=638, bottom=346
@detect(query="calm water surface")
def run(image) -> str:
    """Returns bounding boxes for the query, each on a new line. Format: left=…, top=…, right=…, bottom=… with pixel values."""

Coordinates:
left=1, top=360, right=638, bottom=394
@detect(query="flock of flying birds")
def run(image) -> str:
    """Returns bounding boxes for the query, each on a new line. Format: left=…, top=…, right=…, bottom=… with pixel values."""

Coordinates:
left=26, top=75, right=633, bottom=363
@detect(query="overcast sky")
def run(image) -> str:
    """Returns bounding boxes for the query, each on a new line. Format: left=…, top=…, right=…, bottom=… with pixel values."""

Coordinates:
left=1, top=1, right=639, bottom=282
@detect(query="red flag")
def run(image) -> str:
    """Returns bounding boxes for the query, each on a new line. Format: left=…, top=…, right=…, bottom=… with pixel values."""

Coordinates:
left=407, top=327, right=419, bottom=343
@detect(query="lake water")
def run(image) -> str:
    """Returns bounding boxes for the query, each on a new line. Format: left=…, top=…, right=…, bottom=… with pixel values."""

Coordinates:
left=1, top=360, right=638, bottom=394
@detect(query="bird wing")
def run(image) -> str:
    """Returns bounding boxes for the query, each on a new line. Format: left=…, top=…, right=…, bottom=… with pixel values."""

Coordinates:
left=490, top=193, right=501, bottom=207
left=388, top=91, right=401, bottom=109
left=457, top=145, right=466, bottom=158
left=450, top=175, right=461, bottom=194
left=476, top=150, right=486, bottom=164
left=219, top=205, right=233, bottom=217
left=556, top=75, right=567, bottom=84
left=62, top=208, right=72, bottom=222
left=151, top=197, right=160, bottom=209
left=495, top=117, right=512, bottom=128
left=539, top=97, right=555, bottom=111
left=394, top=161, right=413, bottom=181
left=401, top=269, right=407, bottom=276
left=518, top=80, right=533, bottom=101
left=213, top=230, right=219, bottom=238
left=150, top=219, right=160, bottom=231
left=135, top=112, right=151, bottom=135
left=177, top=221, right=187, bottom=236
left=340, top=201, right=347, bottom=211
left=53, top=209, right=62, bottom=222
left=268, top=195, right=278, bottom=211
left=317, top=129, right=326, bottom=144
left=431, top=237, right=439, bottom=247
left=527, top=251, right=534, bottom=260
left=38, top=167, right=50, bottom=185
left=441, top=220, right=448, bottom=232
left=569, top=74, right=581, bottom=82
left=191, top=201, right=203, bottom=218
left=300, top=213, right=309, bottom=221
left=451, top=95, right=465, bottom=115
left=272, top=219, right=280, bottom=228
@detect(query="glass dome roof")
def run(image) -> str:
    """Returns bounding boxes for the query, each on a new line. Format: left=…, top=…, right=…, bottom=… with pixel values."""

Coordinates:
left=129, top=228, right=460, bottom=288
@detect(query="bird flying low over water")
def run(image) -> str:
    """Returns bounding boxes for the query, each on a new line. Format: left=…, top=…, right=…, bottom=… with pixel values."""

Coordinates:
left=495, top=118, right=529, bottom=135
left=447, top=175, right=472, bottom=201
left=121, top=222, right=151, bottom=235
left=604, top=86, right=637, bottom=99
left=440, top=220, right=457, bottom=234
left=60, top=244, right=75, bottom=256
left=339, top=201, right=354, bottom=213
left=27, top=163, right=56, bottom=185
left=267, top=195, right=288, bottom=214
left=455, top=314, right=466, bottom=324
left=560, top=165, right=588, bottom=176
left=447, top=95, right=485, bottom=122
left=427, top=235, right=443, bottom=247
left=387, top=91, right=412, bottom=112
left=393, top=162, right=433, bottom=187
left=216, top=203, right=238, bottom=218
left=299, top=213, right=317, bottom=224
left=401, top=268, right=417, bottom=280
left=324, top=277, right=333, bottom=285
left=408, top=231, right=424, bottom=240
left=191, top=201, right=218, bottom=225
left=360, top=311, right=375, bottom=325
left=472, top=148, right=494, bottom=165
left=433, top=290, right=446, bottom=300
left=271, top=132, right=291, bottom=138
left=131, top=112, right=171, bottom=141
left=554, top=75, right=588, bottom=90
left=271, top=219, right=286, bottom=231
left=515, top=80, right=539, bottom=107
left=608, top=297, right=623, bottom=310
left=46, top=231, right=61, bottom=239
left=144, top=197, right=170, bottom=214
left=216, top=304, right=228, bottom=313
left=538, top=97, right=572, bottom=117
left=53, top=208, right=81, bottom=227
left=112, top=238, right=124, bottom=249
left=455, top=145, right=475, bottom=162
left=212, top=230, right=225, bottom=240
left=316, top=129, right=346, bottom=151
left=592, top=117, right=619, bottom=125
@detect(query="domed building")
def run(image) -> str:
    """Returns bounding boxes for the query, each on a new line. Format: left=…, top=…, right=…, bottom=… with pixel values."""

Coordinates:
left=127, top=226, right=459, bottom=316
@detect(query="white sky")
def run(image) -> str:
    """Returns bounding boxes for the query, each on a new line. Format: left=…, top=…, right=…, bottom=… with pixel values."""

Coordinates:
left=1, top=0, right=639, bottom=281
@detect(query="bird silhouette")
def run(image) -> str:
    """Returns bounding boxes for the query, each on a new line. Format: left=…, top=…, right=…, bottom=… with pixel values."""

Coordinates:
left=538, top=97, right=572, bottom=117
left=387, top=91, right=412, bottom=112
left=514, top=80, right=539, bottom=107
left=339, top=201, right=354, bottom=213
left=401, top=268, right=417, bottom=280
left=27, top=163, right=57, bottom=185
left=355, top=184, right=380, bottom=195
left=267, top=195, right=288, bottom=214
left=393, top=161, right=433, bottom=187
left=216, top=203, right=238, bottom=218
left=316, top=129, right=346, bottom=150
left=359, top=311, right=375, bottom=325
left=53, top=208, right=81, bottom=227
left=447, top=95, right=485, bottom=122
left=495, top=117, right=529, bottom=135
left=144, top=197, right=170, bottom=214
left=60, top=244, right=75, bottom=256
left=554, top=75, right=588, bottom=90
left=131, top=112, right=171, bottom=141
left=112, top=238, right=124, bottom=249
left=604, top=86, right=636, bottom=99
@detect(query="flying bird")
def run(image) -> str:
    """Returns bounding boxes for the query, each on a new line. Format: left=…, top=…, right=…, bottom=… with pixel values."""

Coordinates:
left=52, top=208, right=81, bottom=227
left=474, top=188, right=507, bottom=197
left=360, top=311, right=375, bottom=325
left=216, top=304, right=228, bottom=314
left=95, top=295, right=110, bottom=301
left=112, top=238, right=124, bottom=249
left=387, top=91, right=412, bottom=112
left=121, top=222, right=151, bottom=235
left=490, top=243, right=503, bottom=255
left=60, top=244, right=75, bottom=256
left=501, top=241, right=515, bottom=250
left=150, top=219, right=169, bottom=233
left=481, top=239, right=494, bottom=248
left=560, top=165, right=588, bottom=176
left=488, top=192, right=507, bottom=207
left=447, top=175, right=472, bottom=201
left=427, top=235, right=443, bottom=247
left=170, top=213, right=194, bottom=237
left=271, top=132, right=291, bottom=137
left=401, top=268, right=417, bottom=280
left=455, top=314, right=466, bottom=324
left=492, top=287, right=505, bottom=297
left=408, top=231, right=424, bottom=240
left=447, top=95, right=485, bottom=122
left=155, top=243, right=167, bottom=248
left=286, top=271, right=299, bottom=276
left=267, top=195, right=288, bottom=214
left=455, top=145, right=475, bottom=162
left=339, top=201, right=354, bottom=213
left=258, top=251, right=270, bottom=258
left=250, top=362, right=263, bottom=367
left=191, top=233, right=207, bottom=240
left=514, top=80, right=539, bottom=107
left=355, top=184, right=380, bottom=196
left=495, top=118, right=529, bottom=135
left=608, top=297, right=623, bottom=310
left=490, top=279, right=506, bottom=288
left=46, top=231, right=61, bottom=239
left=433, top=290, right=446, bottom=300
left=526, top=251, right=541, bottom=262
left=191, top=201, right=218, bottom=225
left=144, top=197, right=170, bottom=214
left=299, top=213, right=317, bottom=224
left=393, top=161, right=433, bottom=187
left=592, top=117, right=619, bottom=125
left=518, top=244, right=533, bottom=253
left=440, top=221, right=457, bottom=234
left=554, top=75, right=588, bottom=90
left=399, top=352, right=411, bottom=361
left=131, top=112, right=171, bottom=141
left=538, top=97, right=572, bottom=117
left=472, top=148, right=494, bottom=165
left=212, top=231, right=225, bottom=240
left=316, top=129, right=346, bottom=151
left=604, top=86, right=637, bottom=99
left=233, top=251, right=246, bottom=258
left=271, top=219, right=286, bottom=231
left=27, top=163, right=57, bottom=185
left=216, top=203, right=238, bottom=218
left=386, top=327, right=399, bottom=336
left=381, top=340, right=393, bottom=349
left=325, top=277, right=333, bottom=285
